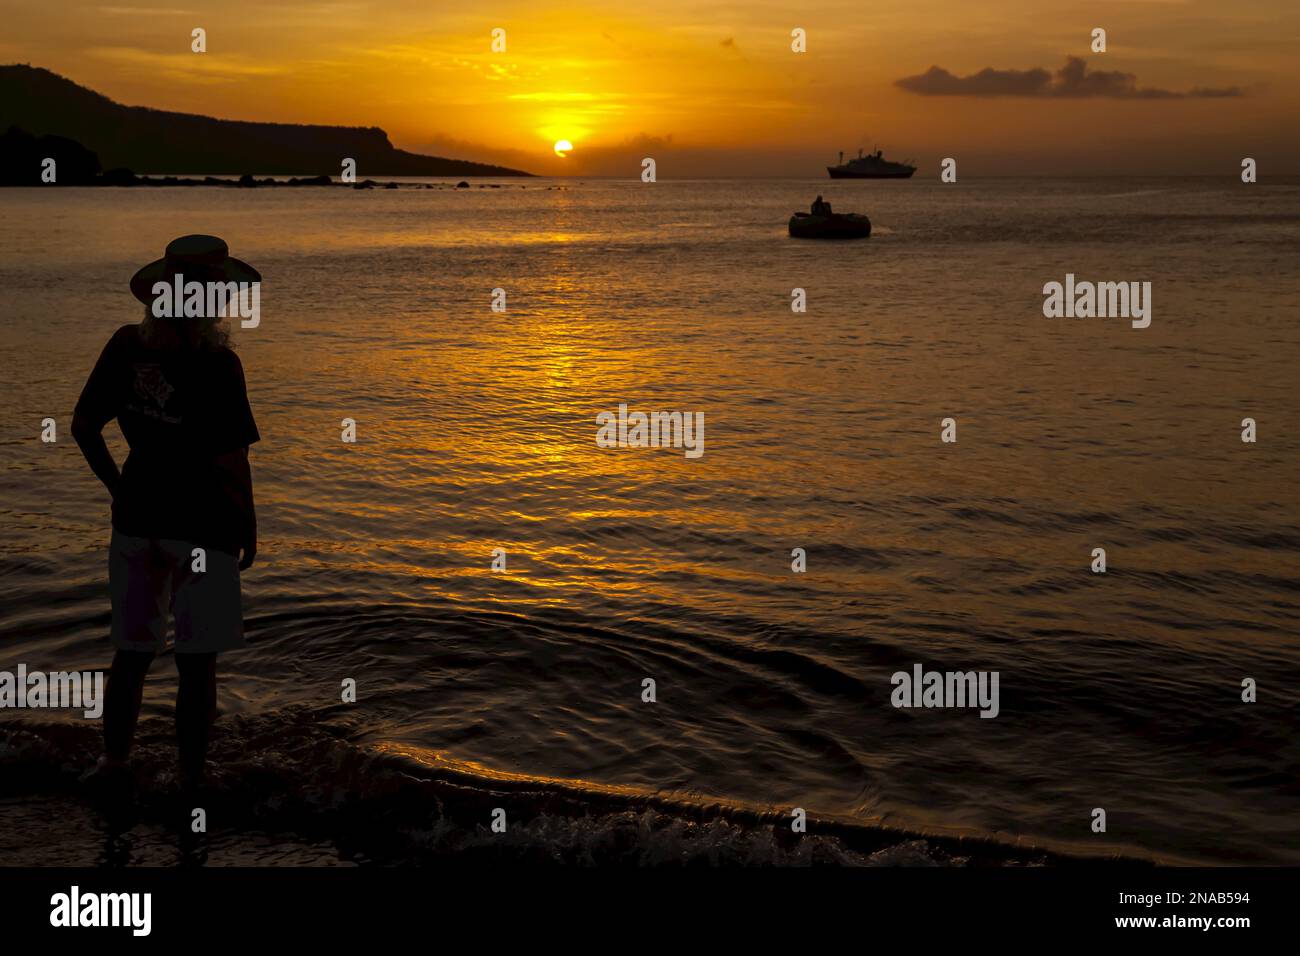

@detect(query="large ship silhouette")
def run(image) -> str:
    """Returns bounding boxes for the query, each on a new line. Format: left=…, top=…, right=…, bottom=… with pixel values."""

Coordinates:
left=827, top=147, right=916, bottom=179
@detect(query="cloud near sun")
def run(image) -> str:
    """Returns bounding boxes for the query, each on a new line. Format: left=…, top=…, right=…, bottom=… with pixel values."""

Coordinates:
left=895, top=56, right=1243, bottom=99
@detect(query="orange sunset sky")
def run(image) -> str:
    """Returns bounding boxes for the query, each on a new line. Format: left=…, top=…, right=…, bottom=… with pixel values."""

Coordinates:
left=2, top=0, right=1297, bottom=176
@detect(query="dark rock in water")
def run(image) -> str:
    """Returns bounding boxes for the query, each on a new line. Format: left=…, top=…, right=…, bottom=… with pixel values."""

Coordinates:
left=238, top=173, right=257, bottom=187
left=456, top=180, right=469, bottom=188
left=384, top=182, right=398, bottom=189
left=287, top=174, right=332, bottom=186
left=156, top=176, right=208, bottom=186
left=354, top=179, right=376, bottom=189
left=98, top=167, right=138, bottom=186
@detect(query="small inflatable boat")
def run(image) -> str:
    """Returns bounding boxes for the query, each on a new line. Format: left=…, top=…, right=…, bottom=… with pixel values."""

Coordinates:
left=788, top=212, right=871, bottom=239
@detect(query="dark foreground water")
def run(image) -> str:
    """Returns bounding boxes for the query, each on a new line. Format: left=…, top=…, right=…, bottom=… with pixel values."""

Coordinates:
left=1, top=177, right=1298, bottom=864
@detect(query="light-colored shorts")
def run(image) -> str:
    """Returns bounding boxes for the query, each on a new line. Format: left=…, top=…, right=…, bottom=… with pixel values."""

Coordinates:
left=109, top=530, right=246, bottom=654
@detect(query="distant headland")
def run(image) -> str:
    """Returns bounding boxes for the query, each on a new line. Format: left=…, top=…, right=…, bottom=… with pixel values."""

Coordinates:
left=0, top=64, right=533, bottom=183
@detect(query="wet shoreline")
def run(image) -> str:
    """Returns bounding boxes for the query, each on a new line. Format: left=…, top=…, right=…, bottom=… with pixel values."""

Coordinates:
left=0, top=715, right=1145, bottom=867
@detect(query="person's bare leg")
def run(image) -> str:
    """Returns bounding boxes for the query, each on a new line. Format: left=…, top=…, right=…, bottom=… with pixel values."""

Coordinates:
left=176, top=652, right=217, bottom=787
left=103, top=649, right=154, bottom=764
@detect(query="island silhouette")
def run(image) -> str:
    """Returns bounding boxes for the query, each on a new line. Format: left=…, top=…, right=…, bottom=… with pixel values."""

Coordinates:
left=0, top=65, right=533, bottom=181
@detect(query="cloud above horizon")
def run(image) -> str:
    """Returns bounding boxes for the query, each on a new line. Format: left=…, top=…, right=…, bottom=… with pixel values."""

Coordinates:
left=895, top=56, right=1243, bottom=99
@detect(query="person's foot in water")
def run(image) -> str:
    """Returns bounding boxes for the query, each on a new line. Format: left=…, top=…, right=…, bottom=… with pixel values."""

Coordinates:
left=80, top=754, right=127, bottom=782
left=177, top=766, right=206, bottom=797
left=79, top=754, right=134, bottom=802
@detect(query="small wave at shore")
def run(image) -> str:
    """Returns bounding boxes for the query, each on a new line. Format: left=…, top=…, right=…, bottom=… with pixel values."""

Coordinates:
left=0, top=713, right=1132, bottom=867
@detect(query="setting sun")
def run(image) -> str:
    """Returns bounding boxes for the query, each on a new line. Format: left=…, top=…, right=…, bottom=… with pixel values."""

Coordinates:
left=553, top=139, right=573, bottom=158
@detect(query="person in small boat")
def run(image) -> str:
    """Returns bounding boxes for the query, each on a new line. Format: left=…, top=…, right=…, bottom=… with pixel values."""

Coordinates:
left=811, top=195, right=833, bottom=216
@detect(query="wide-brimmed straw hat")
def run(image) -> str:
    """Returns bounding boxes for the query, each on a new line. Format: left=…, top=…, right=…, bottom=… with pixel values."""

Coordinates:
left=129, top=234, right=261, bottom=305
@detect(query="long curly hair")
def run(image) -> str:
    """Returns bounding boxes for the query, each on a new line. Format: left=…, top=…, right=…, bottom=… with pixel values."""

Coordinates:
left=139, top=306, right=232, bottom=350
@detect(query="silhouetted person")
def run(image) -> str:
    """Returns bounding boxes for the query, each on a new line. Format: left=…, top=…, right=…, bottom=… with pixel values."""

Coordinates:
left=73, top=235, right=261, bottom=792
left=811, top=195, right=832, bottom=216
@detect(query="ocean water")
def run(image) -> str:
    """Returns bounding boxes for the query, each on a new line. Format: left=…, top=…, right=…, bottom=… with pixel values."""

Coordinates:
left=1, top=177, right=1298, bottom=865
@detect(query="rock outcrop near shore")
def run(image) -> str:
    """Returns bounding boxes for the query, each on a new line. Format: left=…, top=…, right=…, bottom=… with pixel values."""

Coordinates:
left=0, top=126, right=101, bottom=184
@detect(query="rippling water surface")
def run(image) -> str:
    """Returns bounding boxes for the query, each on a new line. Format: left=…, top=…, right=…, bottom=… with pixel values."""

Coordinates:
left=2, top=177, right=1298, bottom=864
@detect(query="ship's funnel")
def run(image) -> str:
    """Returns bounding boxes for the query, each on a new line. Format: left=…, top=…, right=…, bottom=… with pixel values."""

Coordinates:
left=838, top=151, right=843, bottom=165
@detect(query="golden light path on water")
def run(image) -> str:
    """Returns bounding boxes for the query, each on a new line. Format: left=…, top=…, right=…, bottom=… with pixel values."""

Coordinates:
left=1, top=179, right=1298, bottom=864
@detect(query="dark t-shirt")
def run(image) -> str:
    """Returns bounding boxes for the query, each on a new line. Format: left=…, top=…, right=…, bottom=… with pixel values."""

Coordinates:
left=75, top=324, right=260, bottom=554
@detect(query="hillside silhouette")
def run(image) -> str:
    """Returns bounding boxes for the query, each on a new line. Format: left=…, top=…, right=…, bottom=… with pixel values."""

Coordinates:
left=0, top=65, right=532, bottom=177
